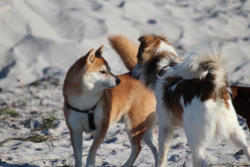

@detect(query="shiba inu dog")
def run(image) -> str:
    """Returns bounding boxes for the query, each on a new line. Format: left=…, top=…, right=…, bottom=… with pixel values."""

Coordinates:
left=63, top=45, right=158, bottom=167
left=109, top=35, right=250, bottom=167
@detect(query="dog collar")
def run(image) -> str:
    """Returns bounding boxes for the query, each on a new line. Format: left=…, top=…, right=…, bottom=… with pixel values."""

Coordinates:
left=65, top=102, right=97, bottom=130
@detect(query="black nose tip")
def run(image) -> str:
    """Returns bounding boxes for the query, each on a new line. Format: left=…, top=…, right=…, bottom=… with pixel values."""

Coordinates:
left=116, top=78, right=121, bottom=85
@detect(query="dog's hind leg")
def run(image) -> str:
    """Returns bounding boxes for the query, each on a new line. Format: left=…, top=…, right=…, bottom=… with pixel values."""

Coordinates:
left=185, top=132, right=207, bottom=167
left=122, top=112, right=154, bottom=167
left=143, top=127, right=158, bottom=167
left=183, top=108, right=208, bottom=167
left=230, top=127, right=250, bottom=160
left=122, top=107, right=156, bottom=167
left=191, top=147, right=207, bottom=167
left=122, top=114, right=150, bottom=167
left=122, top=132, right=142, bottom=167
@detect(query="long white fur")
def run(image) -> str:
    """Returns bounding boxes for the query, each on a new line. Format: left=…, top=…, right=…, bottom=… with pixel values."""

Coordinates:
left=157, top=58, right=171, bottom=69
left=181, top=96, right=250, bottom=166
left=161, top=48, right=227, bottom=89
left=155, top=48, right=250, bottom=167
left=157, top=41, right=178, bottom=56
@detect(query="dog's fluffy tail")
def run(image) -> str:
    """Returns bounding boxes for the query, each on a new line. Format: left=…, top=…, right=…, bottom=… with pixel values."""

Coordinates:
left=109, top=35, right=138, bottom=70
left=166, top=48, right=227, bottom=88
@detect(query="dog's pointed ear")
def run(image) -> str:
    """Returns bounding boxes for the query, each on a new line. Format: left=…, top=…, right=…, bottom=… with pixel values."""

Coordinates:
left=86, top=49, right=96, bottom=63
left=95, top=45, right=104, bottom=57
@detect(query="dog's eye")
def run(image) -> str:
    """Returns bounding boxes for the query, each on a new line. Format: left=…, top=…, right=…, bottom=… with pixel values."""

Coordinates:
left=169, top=62, right=177, bottom=67
left=100, top=70, right=106, bottom=74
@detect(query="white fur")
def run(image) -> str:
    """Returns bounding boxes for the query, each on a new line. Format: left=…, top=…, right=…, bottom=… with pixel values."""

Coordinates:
left=83, top=73, right=117, bottom=90
left=68, top=92, right=102, bottom=111
left=157, top=41, right=178, bottom=56
left=68, top=109, right=94, bottom=133
left=157, top=58, right=171, bottom=69
left=182, top=97, right=250, bottom=166
left=83, top=66, right=117, bottom=91
left=161, top=52, right=207, bottom=80
left=155, top=80, right=175, bottom=167
left=153, top=49, right=250, bottom=167
left=68, top=98, right=104, bottom=134
left=163, top=48, right=225, bottom=83
left=156, top=54, right=182, bottom=80
left=155, top=87, right=250, bottom=166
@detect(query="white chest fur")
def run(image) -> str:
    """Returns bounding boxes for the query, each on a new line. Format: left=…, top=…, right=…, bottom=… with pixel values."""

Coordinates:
left=68, top=110, right=93, bottom=133
left=67, top=97, right=104, bottom=134
left=68, top=92, right=101, bottom=111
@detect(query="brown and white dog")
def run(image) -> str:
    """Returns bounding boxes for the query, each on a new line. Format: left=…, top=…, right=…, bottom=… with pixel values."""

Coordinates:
left=109, top=35, right=250, bottom=167
left=63, top=45, right=158, bottom=167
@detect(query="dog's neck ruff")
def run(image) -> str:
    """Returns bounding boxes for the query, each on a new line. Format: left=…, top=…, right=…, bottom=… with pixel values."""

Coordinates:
left=65, top=101, right=99, bottom=130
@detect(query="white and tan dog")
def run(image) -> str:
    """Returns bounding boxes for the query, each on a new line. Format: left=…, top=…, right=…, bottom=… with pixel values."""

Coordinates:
left=63, top=45, right=158, bottom=167
left=110, top=35, right=250, bottom=167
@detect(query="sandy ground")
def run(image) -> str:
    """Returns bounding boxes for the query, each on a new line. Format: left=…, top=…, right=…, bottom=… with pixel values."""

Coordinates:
left=0, top=0, right=250, bottom=166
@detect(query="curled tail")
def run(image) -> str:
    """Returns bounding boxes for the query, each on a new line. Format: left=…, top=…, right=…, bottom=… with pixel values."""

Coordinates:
left=166, top=48, right=227, bottom=89
left=109, top=35, right=138, bottom=70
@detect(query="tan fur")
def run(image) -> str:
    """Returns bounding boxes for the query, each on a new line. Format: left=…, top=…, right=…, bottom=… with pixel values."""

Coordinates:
left=109, top=34, right=183, bottom=120
left=109, top=35, right=138, bottom=70
left=138, top=35, right=180, bottom=63
left=108, top=34, right=180, bottom=69
left=107, top=74, right=156, bottom=162
left=63, top=47, right=157, bottom=167
left=108, top=74, right=156, bottom=126
left=63, top=50, right=92, bottom=97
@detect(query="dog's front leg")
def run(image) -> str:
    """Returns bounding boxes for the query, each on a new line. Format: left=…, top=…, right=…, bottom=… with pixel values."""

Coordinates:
left=66, top=110, right=85, bottom=167
left=70, top=130, right=84, bottom=167
left=157, top=125, right=174, bottom=167
left=86, top=121, right=108, bottom=167
left=156, top=107, right=174, bottom=167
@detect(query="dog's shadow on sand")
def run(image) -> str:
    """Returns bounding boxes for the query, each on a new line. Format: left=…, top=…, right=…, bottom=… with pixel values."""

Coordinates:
left=0, top=162, right=39, bottom=167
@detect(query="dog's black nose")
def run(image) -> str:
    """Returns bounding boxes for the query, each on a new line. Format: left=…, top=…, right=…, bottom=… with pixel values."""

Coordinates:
left=116, top=78, right=121, bottom=85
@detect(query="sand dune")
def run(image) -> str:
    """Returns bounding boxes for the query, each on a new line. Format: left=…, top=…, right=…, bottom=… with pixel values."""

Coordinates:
left=1, top=0, right=249, bottom=88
